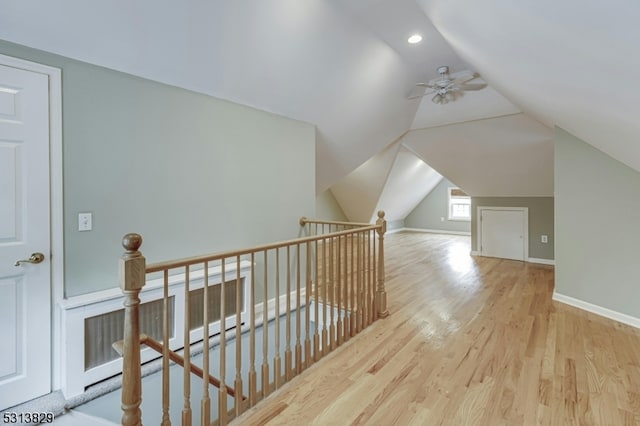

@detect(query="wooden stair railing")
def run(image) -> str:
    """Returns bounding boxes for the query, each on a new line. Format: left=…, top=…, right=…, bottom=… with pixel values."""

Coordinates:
left=117, top=211, right=388, bottom=426
left=112, top=334, right=245, bottom=400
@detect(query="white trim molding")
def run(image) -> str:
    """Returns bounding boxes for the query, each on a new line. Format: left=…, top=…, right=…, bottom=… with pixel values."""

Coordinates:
left=386, top=227, right=405, bottom=235
left=527, top=257, right=555, bottom=266
left=394, top=228, right=471, bottom=236
left=471, top=252, right=555, bottom=266
left=553, top=292, right=640, bottom=329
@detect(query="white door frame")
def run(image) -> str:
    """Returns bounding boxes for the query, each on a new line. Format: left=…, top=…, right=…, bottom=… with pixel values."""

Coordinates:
left=477, top=206, right=528, bottom=261
left=0, top=54, right=64, bottom=392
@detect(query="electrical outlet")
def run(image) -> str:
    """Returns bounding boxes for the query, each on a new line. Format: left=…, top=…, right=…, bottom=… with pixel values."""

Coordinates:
left=440, top=217, right=445, bottom=222
left=541, top=235, right=548, bottom=243
left=78, top=212, right=92, bottom=231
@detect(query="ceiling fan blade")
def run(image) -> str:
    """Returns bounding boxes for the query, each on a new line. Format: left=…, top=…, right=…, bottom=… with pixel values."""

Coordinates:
left=452, top=73, right=478, bottom=85
left=416, top=82, right=438, bottom=89
left=459, top=83, right=487, bottom=91
left=408, top=89, right=435, bottom=100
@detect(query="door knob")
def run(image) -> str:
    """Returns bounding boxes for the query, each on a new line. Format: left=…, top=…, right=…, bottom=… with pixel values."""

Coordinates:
left=14, top=252, right=45, bottom=266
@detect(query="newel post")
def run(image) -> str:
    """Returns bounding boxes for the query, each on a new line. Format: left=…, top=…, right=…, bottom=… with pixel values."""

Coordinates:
left=119, top=233, right=145, bottom=426
left=375, top=211, right=389, bottom=318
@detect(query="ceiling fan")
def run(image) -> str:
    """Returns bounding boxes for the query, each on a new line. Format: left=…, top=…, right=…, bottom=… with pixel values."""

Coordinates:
left=409, top=66, right=487, bottom=104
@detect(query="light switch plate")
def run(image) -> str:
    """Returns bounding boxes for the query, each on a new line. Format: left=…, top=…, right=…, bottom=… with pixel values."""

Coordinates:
left=541, top=235, right=548, bottom=243
left=78, top=212, right=92, bottom=231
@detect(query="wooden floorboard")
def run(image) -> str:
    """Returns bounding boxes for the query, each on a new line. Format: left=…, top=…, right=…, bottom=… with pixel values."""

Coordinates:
left=232, top=232, right=640, bottom=425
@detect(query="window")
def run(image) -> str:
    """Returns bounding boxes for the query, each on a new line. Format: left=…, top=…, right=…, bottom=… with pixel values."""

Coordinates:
left=448, top=188, right=471, bottom=221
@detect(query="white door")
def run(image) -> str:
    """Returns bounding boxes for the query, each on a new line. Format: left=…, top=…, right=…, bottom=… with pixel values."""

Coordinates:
left=0, top=63, right=51, bottom=409
left=480, top=209, right=526, bottom=261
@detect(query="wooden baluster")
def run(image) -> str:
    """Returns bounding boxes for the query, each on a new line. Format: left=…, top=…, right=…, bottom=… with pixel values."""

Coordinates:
left=363, top=231, right=369, bottom=327
left=183, top=266, right=192, bottom=426
left=304, top=242, right=312, bottom=368
left=119, top=234, right=145, bottom=426
left=362, top=231, right=367, bottom=328
left=367, top=231, right=376, bottom=324
left=350, top=233, right=356, bottom=337
left=329, top=237, right=335, bottom=351
left=295, top=244, right=303, bottom=374
left=336, top=235, right=343, bottom=346
left=274, top=249, right=282, bottom=388
left=362, top=231, right=371, bottom=327
left=360, top=232, right=364, bottom=329
left=342, top=234, right=350, bottom=343
left=262, top=251, right=270, bottom=398
left=234, top=256, right=244, bottom=417
left=202, top=261, right=211, bottom=426
left=376, top=211, right=389, bottom=318
left=313, top=238, right=320, bottom=362
left=162, top=270, right=171, bottom=426
left=219, top=262, right=228, bottom=425
left=285, top=247, right=292, bottom=381
left=356, top=231, right=363, bottom=333
left=249, top=253, right=257, bottom=406
left=372, top=227, right=378, bottom=319
left=321, top=237, right=328, bottom=356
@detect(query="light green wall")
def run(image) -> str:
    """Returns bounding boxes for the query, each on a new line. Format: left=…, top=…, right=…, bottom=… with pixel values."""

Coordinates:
left=387, top=220, right=405, bottom=231
left=555, top=127, right=640, bottom=318
left=405, top=178, right=471, bottom=234
left=315, top=189, right=347, bottom=221
left=0, top=40, right=316, bottom=297
left=471, top=197, right=554, bottom=260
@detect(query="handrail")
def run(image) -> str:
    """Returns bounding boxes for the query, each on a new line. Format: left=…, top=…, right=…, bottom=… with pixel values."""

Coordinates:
left=145, top=224, right=380, bottom=273
left=299, top=217, right=372, bottom=227
left=117, top=211, right=388, bottom=425
left=118, top=334, right=245, bottom=399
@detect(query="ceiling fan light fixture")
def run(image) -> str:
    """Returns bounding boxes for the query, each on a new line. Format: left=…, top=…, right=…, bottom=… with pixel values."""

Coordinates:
left=411, top=65, right=487, bottom=104
left=407, top=34, right=422, bottom=44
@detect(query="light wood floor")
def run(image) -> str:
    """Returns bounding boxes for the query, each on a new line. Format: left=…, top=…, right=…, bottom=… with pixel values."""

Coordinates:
left=233, top=232, right=640, bottom=425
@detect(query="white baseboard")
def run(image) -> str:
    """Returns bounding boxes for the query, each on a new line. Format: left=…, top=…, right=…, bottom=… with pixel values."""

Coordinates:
left=399, top=227, right=471, bottom=236
left=254, top=287, right=307, bottom=321
left=386, top=228, right=404, bottom=235
left=469, top=252, right=555, bottom=266
left=527, top=257, right=555, bottom=266
left=553, top=292, right=640, bottom=329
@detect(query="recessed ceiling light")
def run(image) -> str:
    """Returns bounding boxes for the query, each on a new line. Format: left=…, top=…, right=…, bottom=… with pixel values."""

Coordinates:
left=407, top=34, right=422, bottom=44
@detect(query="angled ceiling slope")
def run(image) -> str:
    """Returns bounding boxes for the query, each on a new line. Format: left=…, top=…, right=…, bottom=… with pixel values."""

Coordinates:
left=331, top=140, right=442, bottom=223
left=374, top=147, right=443, bottom=222
left=418, top=0, right=640, bottom=175
left=0, top=1, right=423, bottom=193
left=331, top=141, right=402, bottom=223
left=403, top=113, right=554, bottom=197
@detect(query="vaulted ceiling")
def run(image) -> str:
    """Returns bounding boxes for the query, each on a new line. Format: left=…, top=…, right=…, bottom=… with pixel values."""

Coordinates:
left=2, top=0, right=637, bottom=221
